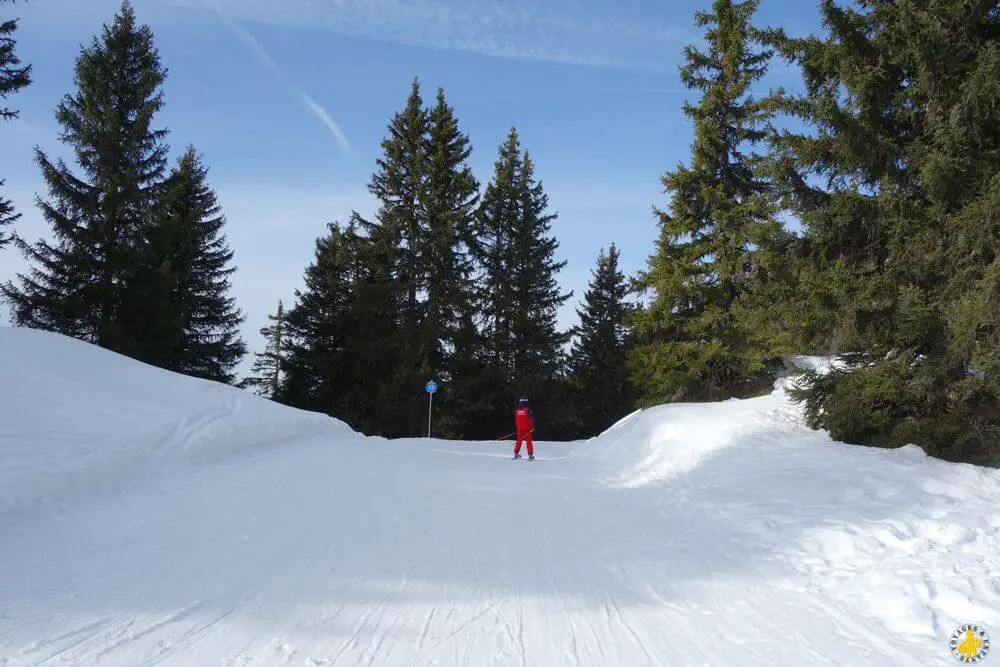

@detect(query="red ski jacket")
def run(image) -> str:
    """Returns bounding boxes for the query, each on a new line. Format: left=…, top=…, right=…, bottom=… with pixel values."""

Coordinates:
left=515, top=405, right=534, bottom=432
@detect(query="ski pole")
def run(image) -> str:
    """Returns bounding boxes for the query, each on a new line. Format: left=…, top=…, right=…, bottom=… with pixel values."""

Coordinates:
left=493, top=426, right=534, bottom=441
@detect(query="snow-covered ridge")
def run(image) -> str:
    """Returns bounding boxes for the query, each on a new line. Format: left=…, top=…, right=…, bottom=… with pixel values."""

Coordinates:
left=0, top=327, right=352, bottom=515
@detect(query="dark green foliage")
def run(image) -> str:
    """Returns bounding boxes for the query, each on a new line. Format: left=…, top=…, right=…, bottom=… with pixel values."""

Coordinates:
left=565, top=243, right=635, bottom=438
left=421, top=88, right=482, bottom=437
left=281, top=81, right=486, bottom=437
left=0, top=0, right=29, bottom=121
left=436, top=310, right=494, bottom=438
left=342, top=213, right=411, bottom=434
left=240, top=300, right=286, bottom=399
left=630, top=0, right=782, bottom=405
left=0, top=0, right=32, bottom=247
left=352, top=79, right=429, bottom=436
left=473, top=127, right=573, bottom=438
left=280, top=222, right=361, bottom=422
left=789, top=353, right=908, bottom=448
left=735, top=243, right=850, bottom=356
left=0, top=187, right=17, bottom=247
left=2, top=1, right=245, bottom=389
left=149, top=146, right=246, bottom=382
left=2, top=0, right=168, bottom=355
left=771, top=0, right=1000, bottom=465
left=473, top=130, right=521, bottom=395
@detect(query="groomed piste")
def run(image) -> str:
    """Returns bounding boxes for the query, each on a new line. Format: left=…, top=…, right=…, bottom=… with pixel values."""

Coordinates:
left=1, top=326, right=998, bottom=665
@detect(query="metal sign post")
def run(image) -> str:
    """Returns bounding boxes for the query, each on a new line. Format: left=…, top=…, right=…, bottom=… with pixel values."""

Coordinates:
left=425, top=380, right=438, bottom=437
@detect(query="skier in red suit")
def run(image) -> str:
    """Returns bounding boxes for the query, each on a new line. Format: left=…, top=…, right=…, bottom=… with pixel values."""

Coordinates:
left=514, top=396, right=534, bottom=460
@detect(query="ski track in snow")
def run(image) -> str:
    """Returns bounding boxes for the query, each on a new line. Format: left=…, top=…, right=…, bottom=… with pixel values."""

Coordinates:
left=1, top=330, right=999, bottom=665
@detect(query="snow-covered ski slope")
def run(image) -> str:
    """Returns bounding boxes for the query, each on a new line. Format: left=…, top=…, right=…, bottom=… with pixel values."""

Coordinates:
left=1, top=327, right=998, bottom=666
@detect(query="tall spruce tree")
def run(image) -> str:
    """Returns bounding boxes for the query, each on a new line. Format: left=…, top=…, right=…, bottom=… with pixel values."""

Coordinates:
left=2, top=0, right=168, bottom=356
left=630, top=0, right=781, bottom=405
left=474, top=127, right=572, bottom=436
left=353, top=78, right=429, bottom=436
left=771, top=1, right=1000, bottom=465
left=422, top=87, right=482, bottom=437
left=348, top=80, right=483, bottom=436
left=149, top=146, right=246, bottom=383
left=240, top=300, right=286, bottom=399
left=0, top=0, right=32, bottom=247
left=474, top=130, right=520, bottom=396
left=566, top=243, right=634, bottom=437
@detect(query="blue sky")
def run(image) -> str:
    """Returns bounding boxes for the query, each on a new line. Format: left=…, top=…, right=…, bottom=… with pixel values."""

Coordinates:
left=1, top=0, right=822, bottom=379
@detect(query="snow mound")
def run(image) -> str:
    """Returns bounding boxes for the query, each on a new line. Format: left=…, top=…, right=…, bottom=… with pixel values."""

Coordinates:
left=570, top=379, right=1000, bottom=657
left=577, top=385, right=810, bottom=488
left=0, top=327, right=352, bottom=515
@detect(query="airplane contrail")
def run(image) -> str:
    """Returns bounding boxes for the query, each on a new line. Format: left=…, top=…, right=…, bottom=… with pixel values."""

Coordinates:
left=211, top=4, right=352, bottom=153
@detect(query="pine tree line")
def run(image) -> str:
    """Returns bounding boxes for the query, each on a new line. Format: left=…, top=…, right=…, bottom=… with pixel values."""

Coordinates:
left=629, top=0, right=1000, bottom=466
left=7, top=0, right=998, bottom=464
left=1, top=0, right=246, bottom=383
left=253, top=82, right=634, bottom=440
left=247, top=0, right=1000, bottom=462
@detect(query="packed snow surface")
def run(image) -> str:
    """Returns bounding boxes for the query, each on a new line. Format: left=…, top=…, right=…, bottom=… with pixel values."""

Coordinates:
left=1, top=327, right=999, bottom=666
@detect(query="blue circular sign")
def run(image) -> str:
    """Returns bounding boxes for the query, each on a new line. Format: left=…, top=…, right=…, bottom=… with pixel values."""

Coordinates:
left=425, top=380, right=438, bottom=394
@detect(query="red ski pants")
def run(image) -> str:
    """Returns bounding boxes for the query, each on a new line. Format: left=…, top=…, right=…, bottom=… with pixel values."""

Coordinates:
left=515, top=429, right=533, bottom=456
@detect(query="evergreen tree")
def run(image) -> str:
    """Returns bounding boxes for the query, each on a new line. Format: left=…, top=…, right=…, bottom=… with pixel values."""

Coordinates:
left=474, top=127, right=572, bottom=436
left=566, top=243, right=634, bottom=437
left=2, top=0, right=168, bottom=356
left=630, top=0, right=782, bottom=405
left=280, top=221, right=363, bottom=426
left=0, top=0, right=32, bottom=247
left=240, top=300, right=286, bottom=399
left=352, top=78, right=429, bottom=436
left=288, top=81, right=487, bottom=437
left=512, top=147, right=573, bottom=398
left=346, top=80, right=484, bottom=436
left=771, top=0, right=1000, bottom=465
left=150, top=146, right=246, bottom=383
left=474, top=130, right=520, bottom=394
left=422, top=87, right=481, bottom=437
left=344, top=213, right=410, bottom=434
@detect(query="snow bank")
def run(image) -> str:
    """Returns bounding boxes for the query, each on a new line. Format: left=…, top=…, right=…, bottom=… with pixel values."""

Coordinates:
left=572, top=374, right=1000, bottom=655
left=577, top=380, right=813, bottom=488
left=0, top=327, right=352, bottom=515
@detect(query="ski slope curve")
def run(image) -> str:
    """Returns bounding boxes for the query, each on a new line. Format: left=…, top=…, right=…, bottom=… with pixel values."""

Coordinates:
left=1, top=327, right=998, bottom=666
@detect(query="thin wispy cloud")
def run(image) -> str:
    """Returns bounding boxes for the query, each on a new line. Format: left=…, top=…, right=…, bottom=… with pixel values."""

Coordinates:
left=598, top=86, right=689, bottom=94
left=172, top=0, right=692, bottom=70
left=210, top=4, right=351, bottom=153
